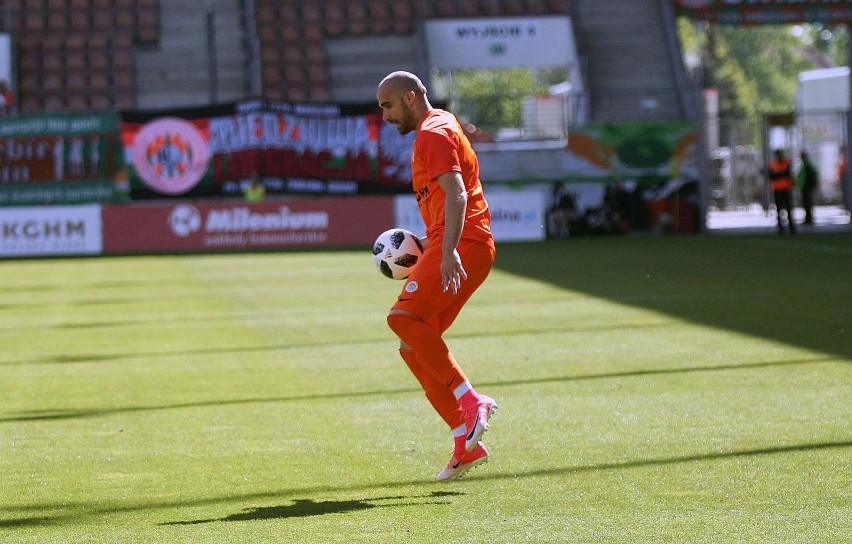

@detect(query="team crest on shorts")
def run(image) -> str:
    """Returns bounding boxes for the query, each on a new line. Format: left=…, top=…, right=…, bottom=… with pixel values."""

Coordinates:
left=405, top=280, right=418, bottom=293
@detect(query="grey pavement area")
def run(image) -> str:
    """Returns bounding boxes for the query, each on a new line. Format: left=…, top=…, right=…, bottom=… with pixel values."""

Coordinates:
left=706, top=205, right=851, bottom=235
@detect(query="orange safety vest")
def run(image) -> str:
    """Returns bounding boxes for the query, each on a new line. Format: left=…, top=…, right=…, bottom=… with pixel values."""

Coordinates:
left=768, top=158, right=793, bottom=191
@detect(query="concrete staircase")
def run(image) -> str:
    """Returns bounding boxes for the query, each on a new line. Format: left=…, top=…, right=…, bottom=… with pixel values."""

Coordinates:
left=135, top=0, right=248, bottom=109
left=571, top=0, right=692, bottom=122
left=326, top=35, right=422, bottom=104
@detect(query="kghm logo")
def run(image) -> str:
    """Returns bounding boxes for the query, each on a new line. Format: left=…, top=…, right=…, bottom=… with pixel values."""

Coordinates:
left=132, top=117, right=210, bottom=196
left=2, top=220, right=85, bottom=239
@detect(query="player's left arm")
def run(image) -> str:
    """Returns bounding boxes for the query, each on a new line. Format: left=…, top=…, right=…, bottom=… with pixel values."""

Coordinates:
left=437, top=171, right=468, bottom=294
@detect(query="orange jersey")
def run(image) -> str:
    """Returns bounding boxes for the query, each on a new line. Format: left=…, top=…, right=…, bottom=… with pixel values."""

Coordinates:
left=412, top=109, right=493, bottom=247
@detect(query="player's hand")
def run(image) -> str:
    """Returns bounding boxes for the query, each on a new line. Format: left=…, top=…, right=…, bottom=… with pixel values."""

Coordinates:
left=441, top=249, right=467, bottom=294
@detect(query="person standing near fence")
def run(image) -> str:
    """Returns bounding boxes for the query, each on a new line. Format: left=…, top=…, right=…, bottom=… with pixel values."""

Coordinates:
left=797, top=151, right=819, bottom=226
left=768, top=149, right=796, bottom=235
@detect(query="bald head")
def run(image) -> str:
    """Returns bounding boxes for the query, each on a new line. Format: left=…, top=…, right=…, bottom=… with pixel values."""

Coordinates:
left=377, top=71, right=432, bottom=135
left=378, top=71, right=427, bottom=97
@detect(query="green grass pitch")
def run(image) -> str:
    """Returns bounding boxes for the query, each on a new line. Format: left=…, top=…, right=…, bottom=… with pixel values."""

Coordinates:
left=1, top=233, right=849, bottom=543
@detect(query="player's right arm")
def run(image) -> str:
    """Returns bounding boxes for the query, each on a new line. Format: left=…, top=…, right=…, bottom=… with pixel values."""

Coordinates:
left=437, top=171, right=468, bottom=294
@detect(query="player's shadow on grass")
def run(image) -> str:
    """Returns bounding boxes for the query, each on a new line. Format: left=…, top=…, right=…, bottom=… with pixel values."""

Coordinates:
left=162, top=490, right=461, bottom=525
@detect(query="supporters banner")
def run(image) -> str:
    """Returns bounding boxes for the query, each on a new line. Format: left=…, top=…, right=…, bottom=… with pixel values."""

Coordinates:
left=0, top=204, right=102, bottom=257
left=0, top=113, right=125, bottom=206
left=101, top=196, right=395, bottom=254
left=565, top=122, right=697, bottom=182
left=478, top=121, right=698, bottom=185
left=121, top=99, right=414, bottom=200
left=674, top=1, right=852, bottom=24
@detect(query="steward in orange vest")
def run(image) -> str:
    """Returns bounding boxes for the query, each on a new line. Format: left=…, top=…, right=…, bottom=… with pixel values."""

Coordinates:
left=768, top=150, right=793, bottom=191
left=768, top=149, right=796, bottom=234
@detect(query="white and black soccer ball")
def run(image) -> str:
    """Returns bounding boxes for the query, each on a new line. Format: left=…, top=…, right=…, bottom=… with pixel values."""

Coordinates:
left=372, top=228, right=423, bottom=280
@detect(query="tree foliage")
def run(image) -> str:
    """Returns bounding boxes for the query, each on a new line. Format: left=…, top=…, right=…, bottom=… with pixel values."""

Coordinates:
left=678, top=19, right=848, bottom=120
left=432, top=68, right=567, bottom=134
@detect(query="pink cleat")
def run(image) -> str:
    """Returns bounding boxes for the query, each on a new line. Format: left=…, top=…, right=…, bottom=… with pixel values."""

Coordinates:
left=435, top=442, right=489, bottom=481
left=463, top=395, right=498, bottom=451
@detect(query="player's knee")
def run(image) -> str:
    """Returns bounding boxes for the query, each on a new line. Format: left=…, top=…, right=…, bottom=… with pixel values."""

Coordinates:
left=387, top=310, right=420, bottom=341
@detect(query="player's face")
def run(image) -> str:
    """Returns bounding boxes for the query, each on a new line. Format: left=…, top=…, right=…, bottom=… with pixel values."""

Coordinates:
left=378, top=88, right=417, bottom=135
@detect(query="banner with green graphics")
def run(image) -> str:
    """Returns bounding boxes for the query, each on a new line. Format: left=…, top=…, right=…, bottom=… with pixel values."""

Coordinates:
left=0, top=113, right=126, bottom=206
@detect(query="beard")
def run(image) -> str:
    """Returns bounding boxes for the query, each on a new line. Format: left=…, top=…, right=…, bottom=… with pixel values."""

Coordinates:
left=393, top=106, right=417, bottom=135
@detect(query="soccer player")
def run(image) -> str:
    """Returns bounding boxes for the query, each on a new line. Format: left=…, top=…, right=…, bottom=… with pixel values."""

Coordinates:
left=377, top=71, right=498, bottom=481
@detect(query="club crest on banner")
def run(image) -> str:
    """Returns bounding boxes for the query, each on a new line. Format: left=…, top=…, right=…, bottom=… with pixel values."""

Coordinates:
left=131, top=117, right=210, bottom=195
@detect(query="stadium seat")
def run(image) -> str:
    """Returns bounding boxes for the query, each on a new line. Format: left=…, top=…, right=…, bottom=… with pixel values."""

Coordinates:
left=18, top=74, right=40, bottom=97
left=369, top=0, right=391, bottom=35
left=66, top=50, right=88, bottom=72
left=324, top=1, right=346, bottom=37
left=92, top=10, right=112, bottom=33
left=43, top=94, right=66, bottom=112
left=309, top=86, right=331, bottom=102
left=88, top=49, right=110, bottom=72
left=303, top=22, right=324, bottom=44
left=115, top=91, right=135, bottom=110
left=42, top=74, right=63, bottom=94
left=89, top=73, right=110, bottom=95
left=135, top=0, right=160, bottom=44
left=281, top=23, right=301, bottom=45
left=46, top=9, right=67, bottom=33
left=90, top=94, right=112, bottom=111
left=283, top=46, right=302, bottom=63
left=277, top=0, right=299, bottom=23
left=346, top=2, right=368, bottom=36
left=68, top=94, right=89, bottom=112
left=23, top=11, right=45, bottom=32
left=67, top=72, right=87, bottom=94
left=261, top=66, right=282, bottom=89
left=302, top=3, right=322, bottom=23
left=114, top=71, right=134, bottom=94
left=256, top=4, right=276, bottom=25
left=436, top=0, right=458, bottom=17
left=287, top=87, right=307, bottom=102
left=69, top=11, right=91, bottom=33
left=115, top=7, right=134, bottom=33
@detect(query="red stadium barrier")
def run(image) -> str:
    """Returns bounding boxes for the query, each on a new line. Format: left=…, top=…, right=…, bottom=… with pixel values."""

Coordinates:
left=102, top=196, right=395, bottom=254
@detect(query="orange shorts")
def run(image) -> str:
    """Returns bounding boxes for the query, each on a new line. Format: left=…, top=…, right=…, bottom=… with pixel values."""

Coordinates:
left=392, top=237, right=496, bottom=334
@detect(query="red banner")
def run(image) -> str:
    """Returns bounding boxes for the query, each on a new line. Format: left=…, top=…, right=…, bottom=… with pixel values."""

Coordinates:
left=674, top=1, right=852, bottom=24
left=102, top=196, right=395, bottom=254
left=121, top=100, right=414, bottom=200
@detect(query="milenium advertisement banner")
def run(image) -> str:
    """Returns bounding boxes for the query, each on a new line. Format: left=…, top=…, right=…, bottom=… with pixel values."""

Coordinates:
left=121, top=99, right=415, bottom=200
left=0, top=113, right=125, bottom=206
left=674, top=1, right=852, bottom=24
left=101, top=196, right=395, bottom=254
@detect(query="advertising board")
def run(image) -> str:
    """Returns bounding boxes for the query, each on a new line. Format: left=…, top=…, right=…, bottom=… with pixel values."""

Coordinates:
left=102, top=196, right=395, bottom=254
left=0, top=204, right=102, bottom=257
left=394, top=185, right=548, bottom=242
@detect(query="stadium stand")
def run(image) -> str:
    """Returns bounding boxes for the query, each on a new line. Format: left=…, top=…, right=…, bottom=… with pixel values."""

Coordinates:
left=0, top=0, right=687, bottom=123
left=0, top=0, right=159, bottom=113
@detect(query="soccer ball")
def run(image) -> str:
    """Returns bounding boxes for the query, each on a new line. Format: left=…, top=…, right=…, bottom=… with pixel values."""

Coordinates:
left=372, top=228, right=423, bottom=280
